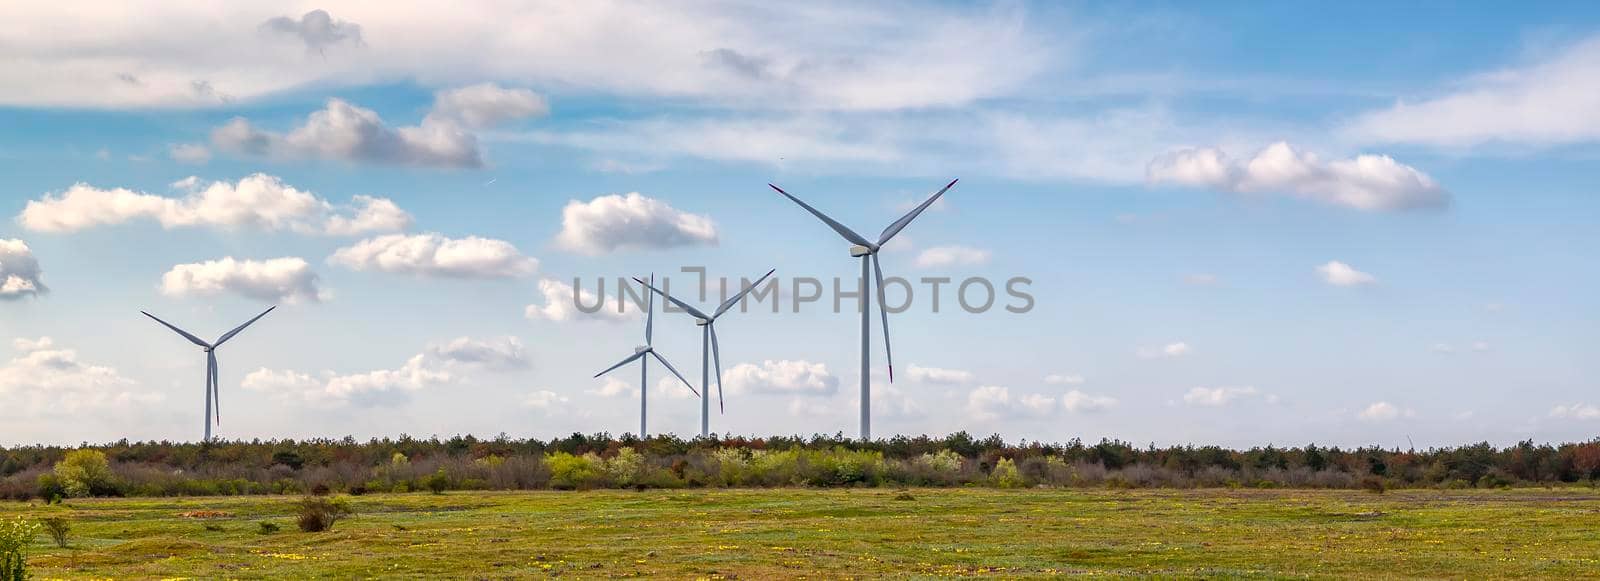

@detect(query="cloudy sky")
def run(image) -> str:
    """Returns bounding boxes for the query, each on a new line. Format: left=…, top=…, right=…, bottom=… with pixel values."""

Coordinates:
left=2, top=2, right=1596, bottom=447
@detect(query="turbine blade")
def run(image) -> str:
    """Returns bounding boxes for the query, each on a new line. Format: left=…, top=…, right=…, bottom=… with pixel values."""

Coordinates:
left=713, top=268, right=776, bottom=318
left=709, top=324, right=725, bottom=414
left=632, top=277, right=710, bottom=320
left=648, top=350, right=699, bottom=397
left=873, top=254, right=894, bottom=383
left=204, top=351, right=214, bottom=428
left=645, top=274, right=655, bottom=345
left=768, top=184, right=873, bottom=247
left=594, top=351, right=648, bottom=378
left=213, top=306, right=276, bottom=347
left=209, top=351, right=221, bottom=426
left=141, top=311, right=210, bottom=348
left=878, top=178, right=958, bottom=245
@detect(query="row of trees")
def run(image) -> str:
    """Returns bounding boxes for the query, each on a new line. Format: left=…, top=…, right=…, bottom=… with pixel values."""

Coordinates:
left=2, top=433, right=1598, bottom=499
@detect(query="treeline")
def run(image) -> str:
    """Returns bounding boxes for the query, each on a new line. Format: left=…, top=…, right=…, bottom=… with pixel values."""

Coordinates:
left=3, top=433, right=1599, bottom=500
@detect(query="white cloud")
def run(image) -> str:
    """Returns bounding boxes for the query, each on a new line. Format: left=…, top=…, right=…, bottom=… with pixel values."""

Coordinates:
left=0, top=4, right=1042, bottom=111
left=260, top=9, right=364, bottom=55
left=1471, top=341, right=1491, bottom=352
left=1317, top=261, right=1377, bottom=287
left=429, top=83, right=548, bottom=129
left=426, top=336, right=528, bottom=370
left=913, top=246, right=991, bottom=269
left=0, top=240, right=47, bottom=300
left=329, top=233, right=536, bottom=279
left=870, top=382, right=926, bottom=419
left=524, top=278, right=638, bottom=323
left=967, top=385, right=1063, bottom=420
left=723, top=359, right=839, bottom=396
left=1182, top=386, right=1262, bottom=407
left=1345, top=36, right=1600, bottom=148
left=1357, top=401, right=1414, bottom=422
left=213, top=99, right=481, bottom=168
left=1550, top=403, right=1600, bottom=421
left=523, top=390, right=570, bottom=412
left=904, top=364, right=974, bottom=385
left=0, top=337, right=159, bottom=416
left=1138, top=342, right=1191, bottom=359
left=588, top=377, right=632, bottom=398
left=1060, top=389, right=1117, bottom=413
left=244, top=336, right=520, bottom=407
left=1148, top=142, right=1447, bottom=212
left=654, top=377, right=699, bottom=400
left=1044, top=374, right=1084, bottom=386
left=169, top=143, right=211, bottom=164
left=18, top=174, right=410, bottom=235
left=554, top=193, right=718, bottom=256
left=160, top=256, right=327, bottom=304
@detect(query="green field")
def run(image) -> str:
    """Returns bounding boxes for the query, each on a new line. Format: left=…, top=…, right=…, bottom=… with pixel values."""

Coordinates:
left=3, top=488, right=1599, bottom=578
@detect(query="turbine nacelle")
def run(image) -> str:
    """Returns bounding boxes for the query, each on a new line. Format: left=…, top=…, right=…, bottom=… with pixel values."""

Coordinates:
left=634, top=345, right=650, bottom=354
left=694, top=317, right=711, bottom=326
left=849, top=244, right=876, bottom=257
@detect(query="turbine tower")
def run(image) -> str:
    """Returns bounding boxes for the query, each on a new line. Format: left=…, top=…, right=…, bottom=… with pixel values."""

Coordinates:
left=768, top=179, right=957, bottom=440
left=636, top=269, right=775, bottom=438
left=593, top=274, right=698, bottom=437
left=142, top=306, right=276, bottom=443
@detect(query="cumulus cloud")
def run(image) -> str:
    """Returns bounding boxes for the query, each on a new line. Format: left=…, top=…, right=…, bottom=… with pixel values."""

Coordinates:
left=260, top=9, right=364, bottom=54
left=1138, top=342, right=1191, bottom=359
left=1147, top=142, right=1447, bottom=211
left=1182, top=386, right=1264, bottom=407
left=1345, top=36, right=1600, bottom=148
left=329, top=233, right=536, bottom=279
left=1357, top=401, right=1414, bottom=422
left=723, top=360, right=838, bottom=396
left=966, top=385, right=1058, bottom=421
left=524, top=278, right=638, bottom=323
left=244, top=336, right=522, bottom=407
left=1550, top=403, right=1600, bottom=420
left=588, top=377, right=632, bottom=398
left=1044, top=374, right=1084, bottom=385
left=1317, top=261, right=1377, bottom=287
left=553, top=193, right=718, bottom=255
left=18, top=174, right=410, bottom=235
left=914, top=245, right=991, bottom=269
left=523, top=390, right=571, bottom=412
left=0, top=337, right=159, bottom=416
left=0, top=240, right=47, bottom=300
left=904, top=364, right=974, bottom=385
left=1060, top=389, right=1117, bottom=413
left=212, top=85, right=546, bottom=168
left=161, top=257, right=327, bottom=303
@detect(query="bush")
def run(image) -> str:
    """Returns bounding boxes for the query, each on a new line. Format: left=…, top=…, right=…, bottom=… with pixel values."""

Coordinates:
left=35, top=474, right=66, bottom=504
left=990, top=458, right=1024, bottom=488
left=426, top=469, right=450, bottom=494
left=1360, top=475, right=1386, bottom=494
left=604, top=448, right=644, bottom=487
left=0, top=517, right=40, bottom=581
left=258, top=521, right=281, bottom=535
left=54, top=450, right=118, bottom=498
left=296, top=496, right=353, bottom=532
left=41, top=517, right=69, bottom=548
left=545, top=452, right=600, bottom=490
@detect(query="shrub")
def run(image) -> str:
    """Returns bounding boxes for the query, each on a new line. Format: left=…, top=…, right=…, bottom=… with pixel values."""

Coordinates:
left=0, top=517, right=40, bottom=581
left=990, top=458, right=1024, bottom=488
left=41, top=517, right=69, bottom=548
left=1360, top=475, right=1386, bottom=494
left=35, top=474, right=66, bottom=504
left=604, top=448, right=644, bottom=487
left=426, top=469, right=450, bottom=494
left=296, top=496, right=353, bottom=532
left=257, top=521, right=280, bottom=535
left=54, top=450, right=118, bottom=498
left=545, top=452, right=600, bottom=490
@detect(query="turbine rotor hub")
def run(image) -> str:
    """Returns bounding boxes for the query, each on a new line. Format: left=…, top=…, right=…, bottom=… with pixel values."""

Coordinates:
left=849, top=244, right=875, bottom=257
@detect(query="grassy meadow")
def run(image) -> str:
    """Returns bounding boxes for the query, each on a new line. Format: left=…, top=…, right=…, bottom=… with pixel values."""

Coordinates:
left=2, top=487, right=1598, bottom=578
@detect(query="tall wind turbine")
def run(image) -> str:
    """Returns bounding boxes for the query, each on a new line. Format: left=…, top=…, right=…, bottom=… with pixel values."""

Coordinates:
left=141, top=306, right=276, bottom=443
left=768, top=179, right=957, bottom=440
left=636, top=269, right=775, bottom=438
left=593, top=274, right=698, bottom=437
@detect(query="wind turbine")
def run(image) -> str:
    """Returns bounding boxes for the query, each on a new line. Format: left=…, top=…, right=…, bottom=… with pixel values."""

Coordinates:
left=768, top=179, right=957, bottom=440
left=635, top=268, right=775, bottom=438
left=141, top=306, right=276, bottom=443
left=592, top=274, right=698, bottom=438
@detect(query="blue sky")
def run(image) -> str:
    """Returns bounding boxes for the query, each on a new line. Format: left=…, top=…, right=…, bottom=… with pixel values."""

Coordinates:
left=1, top=1, right=1596, bottom=447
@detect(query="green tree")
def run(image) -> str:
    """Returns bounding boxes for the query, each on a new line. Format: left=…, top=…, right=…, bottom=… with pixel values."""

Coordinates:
left=55, top=449, right=116, bottom=497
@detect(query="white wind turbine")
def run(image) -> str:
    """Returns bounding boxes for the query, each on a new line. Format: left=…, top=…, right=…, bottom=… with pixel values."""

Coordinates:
left=768, top=179, right=957, bottom=440
left=592, top=274, right=698, bottom=438
left=635, top=269, right=775, bottom=438
left=142, top=306, right=276, bottom=443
